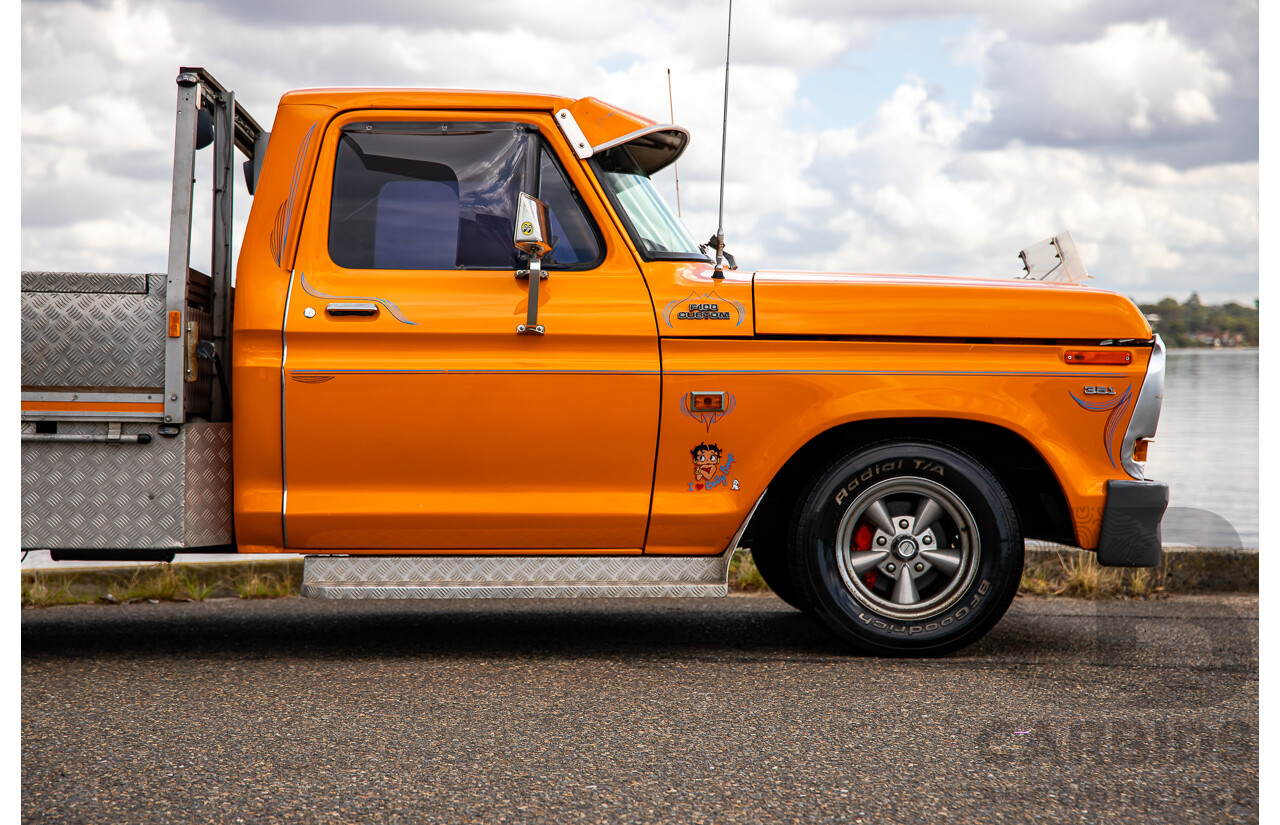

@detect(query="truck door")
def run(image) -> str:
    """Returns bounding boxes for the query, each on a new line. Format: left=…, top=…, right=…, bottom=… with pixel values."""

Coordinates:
left=284, top=112, right=659, bottom=551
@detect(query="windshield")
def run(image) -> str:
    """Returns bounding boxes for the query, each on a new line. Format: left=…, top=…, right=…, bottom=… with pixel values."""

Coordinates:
left=592, top=146, right=707, bottom=261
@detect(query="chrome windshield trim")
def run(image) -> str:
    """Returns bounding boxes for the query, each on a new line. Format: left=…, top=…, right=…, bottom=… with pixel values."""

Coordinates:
left=554, top=108, right=593, bottom=159
left=1120, top=335, right=1166, bottom=480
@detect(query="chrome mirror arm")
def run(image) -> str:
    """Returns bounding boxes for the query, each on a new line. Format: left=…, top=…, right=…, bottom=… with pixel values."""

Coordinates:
left=512, top=193, right=553, bottom=336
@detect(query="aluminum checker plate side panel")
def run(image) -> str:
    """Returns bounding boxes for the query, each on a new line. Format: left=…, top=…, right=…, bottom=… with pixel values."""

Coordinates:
left=21, top=421, right=184, bottom=549
left=21, top=272, right=166, bottom=389
left=21, top=271, right=151, bottom=295
left=302, top=554, right=732, bottom=599
left=183, top=422, right=234, bottom=547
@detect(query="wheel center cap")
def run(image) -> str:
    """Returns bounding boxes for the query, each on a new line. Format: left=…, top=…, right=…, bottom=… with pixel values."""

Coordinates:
left=894, top=538, right=919, bottom=560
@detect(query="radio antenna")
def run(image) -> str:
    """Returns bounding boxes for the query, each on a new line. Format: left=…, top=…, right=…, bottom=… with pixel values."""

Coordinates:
left=668, top=68, right=682, bottom=217
left=712, top=0, right=733, bottom=280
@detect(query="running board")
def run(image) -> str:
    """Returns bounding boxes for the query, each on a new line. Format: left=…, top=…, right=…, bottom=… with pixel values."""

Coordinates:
left=300, top=493, right=764, bottom=600
left=301, top=554, right=732, bottom=600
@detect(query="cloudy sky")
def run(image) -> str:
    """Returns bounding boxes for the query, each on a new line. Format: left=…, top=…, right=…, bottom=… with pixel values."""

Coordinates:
left=20, top=0, right=1260, bottom=303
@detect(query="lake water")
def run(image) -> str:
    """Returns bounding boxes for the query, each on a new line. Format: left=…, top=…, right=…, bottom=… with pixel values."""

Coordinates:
left=1143, top=348, right=1259, bottom=548
left=21, top=348, right=1260, bottom=570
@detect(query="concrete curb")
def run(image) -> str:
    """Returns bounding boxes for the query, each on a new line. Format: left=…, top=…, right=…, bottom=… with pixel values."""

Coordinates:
left=1024, top=543, right=1258, bottom=593
left=22, top=546, right=1259, bottom=600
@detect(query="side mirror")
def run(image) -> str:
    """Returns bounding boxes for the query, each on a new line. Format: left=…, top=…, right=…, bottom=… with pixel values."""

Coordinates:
left=513, top=193, right=552, bottom=336
left=513, top=192, right=553, bottom=260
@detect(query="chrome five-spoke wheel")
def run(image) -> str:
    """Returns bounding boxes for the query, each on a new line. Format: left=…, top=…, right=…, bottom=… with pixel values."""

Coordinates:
left=836, top=478, right=980, bottom=621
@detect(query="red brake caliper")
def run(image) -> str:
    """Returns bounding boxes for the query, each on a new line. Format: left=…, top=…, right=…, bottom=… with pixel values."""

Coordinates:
left=854, top=522, right=877, bottom=588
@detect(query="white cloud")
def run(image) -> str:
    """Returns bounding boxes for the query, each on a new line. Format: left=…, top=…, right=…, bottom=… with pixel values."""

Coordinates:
left=19, top=0, right=1258, bottom=302
left=976, top=20, right=1232, bottom=146
left=719, top=76, right=1256, bottom=302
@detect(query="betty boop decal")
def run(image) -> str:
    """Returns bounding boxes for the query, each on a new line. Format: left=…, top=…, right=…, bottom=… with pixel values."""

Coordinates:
left=689, top=442, right=739, bottom=492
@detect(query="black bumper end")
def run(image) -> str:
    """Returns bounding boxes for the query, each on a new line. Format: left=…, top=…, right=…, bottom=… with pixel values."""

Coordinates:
left=1095, top=479, right=1169, bottom=567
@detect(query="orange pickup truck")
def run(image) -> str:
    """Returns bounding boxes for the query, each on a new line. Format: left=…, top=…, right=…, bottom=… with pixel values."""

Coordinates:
left=21, top=68, right=1167, bottom=655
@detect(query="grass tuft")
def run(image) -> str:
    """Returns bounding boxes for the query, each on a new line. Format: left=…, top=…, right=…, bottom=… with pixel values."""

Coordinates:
left=21, top=560, right=302, bottom=608
left=106, top=566, right=185, bottom=604
left=1018, top=550, right=1163, bottom=600
left=21, top=572, right=95, bottom=608
left=1124, top=567, right=1154, bottom=598
left=729, top=549, right=768, bottom=592
left=1060, top=551, right=1119, bottom=597
left=180, top=569, right=220, bottom=601
left=232, top=566, right=296, bottom=600
left=1018, top=572, right=1057, bottom=597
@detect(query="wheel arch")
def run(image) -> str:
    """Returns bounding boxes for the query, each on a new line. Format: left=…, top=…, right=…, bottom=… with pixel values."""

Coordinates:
left=741, top=417, right=1076, bottom=555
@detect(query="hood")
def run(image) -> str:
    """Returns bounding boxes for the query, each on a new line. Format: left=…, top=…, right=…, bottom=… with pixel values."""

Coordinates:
left=752, top=271, right=1152, bottom=341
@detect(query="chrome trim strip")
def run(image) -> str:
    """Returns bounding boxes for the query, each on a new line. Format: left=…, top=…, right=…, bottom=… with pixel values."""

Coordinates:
left=666, top=369, right=1131, bottom=378
left=287, top=368, right=658, bottom=376
left=553, top=108, right=592, bottom=159
left=22, top=391, right=164, bottom=404
left=22, top=433, right=148, bottom=444
left=281, top=367, right=1126, bottom=379
left=20, top=410, right=163, bottom=422
left=281, top=270, right=296, bottom=548
left=1121, top=335, right=1166, bottom=480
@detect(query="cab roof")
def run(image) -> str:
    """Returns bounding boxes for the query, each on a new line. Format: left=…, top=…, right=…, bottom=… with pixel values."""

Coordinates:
left=278, top=87, right=689, bottom=174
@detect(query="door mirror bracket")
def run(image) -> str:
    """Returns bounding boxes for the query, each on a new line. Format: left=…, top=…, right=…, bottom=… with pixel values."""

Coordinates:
left=513, top=193, right=552, bottom=335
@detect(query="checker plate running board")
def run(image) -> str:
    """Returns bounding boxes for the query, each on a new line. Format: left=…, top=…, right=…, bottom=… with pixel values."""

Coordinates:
left=302, top=554, right=731, bottom=600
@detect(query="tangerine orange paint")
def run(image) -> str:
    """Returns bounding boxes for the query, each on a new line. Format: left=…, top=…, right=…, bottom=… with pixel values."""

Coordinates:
left=230, top=89, right=1156, bottom=556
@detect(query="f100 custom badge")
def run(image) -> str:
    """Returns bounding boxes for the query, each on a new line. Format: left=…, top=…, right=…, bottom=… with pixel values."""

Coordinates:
left=663, top=291, right=745, bottom=327
left=679, top=303, right=730, bottom=320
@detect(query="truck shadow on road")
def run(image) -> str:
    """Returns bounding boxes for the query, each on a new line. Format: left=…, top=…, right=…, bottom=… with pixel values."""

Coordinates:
left=18, top=596, right=1107, bottom=663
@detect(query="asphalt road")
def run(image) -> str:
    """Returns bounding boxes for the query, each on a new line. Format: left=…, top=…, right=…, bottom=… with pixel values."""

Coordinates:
left=23, top=593, right=1257, bottom=824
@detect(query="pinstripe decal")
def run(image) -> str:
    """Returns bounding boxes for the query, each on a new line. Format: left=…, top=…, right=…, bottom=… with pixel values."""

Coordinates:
left=667, top=369, right=1130, bottom=378
left=286, top=368, right=1128, bottom=379
left=1070, top=385, right=1135, bottom=468
left=288, top=369, right=658, bottom=376
left=298, top=271, right=420, bottom=326
left=278, top=122, right=316, bottom=267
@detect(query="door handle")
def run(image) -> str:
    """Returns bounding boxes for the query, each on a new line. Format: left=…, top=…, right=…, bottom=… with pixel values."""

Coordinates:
left=326, top=302, right=379, bottom=317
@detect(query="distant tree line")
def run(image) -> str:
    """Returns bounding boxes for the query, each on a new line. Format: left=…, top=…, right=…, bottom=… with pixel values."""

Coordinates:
left=1135, top=294, right=1258, bottom=348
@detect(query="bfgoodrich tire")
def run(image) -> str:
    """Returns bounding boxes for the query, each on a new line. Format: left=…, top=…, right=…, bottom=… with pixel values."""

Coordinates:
left=789, top=441, right=1023, bottom=656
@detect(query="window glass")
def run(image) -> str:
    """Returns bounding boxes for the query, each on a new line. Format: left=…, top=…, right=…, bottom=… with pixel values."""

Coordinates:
left=592, top=145, right=706, bottom=260
left=328, top=122, right=535, bottom=270
left=537, top=144, right=603, bottom=267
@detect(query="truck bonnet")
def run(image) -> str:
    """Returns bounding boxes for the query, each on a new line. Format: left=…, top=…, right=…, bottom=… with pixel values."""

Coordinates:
left=751, top=270, right=1153, bottom=341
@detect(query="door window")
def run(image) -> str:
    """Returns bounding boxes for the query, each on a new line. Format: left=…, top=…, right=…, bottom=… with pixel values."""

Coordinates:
left=329, top=121, right=534, bottom=270
left=327, top=121, right=603, bottom=271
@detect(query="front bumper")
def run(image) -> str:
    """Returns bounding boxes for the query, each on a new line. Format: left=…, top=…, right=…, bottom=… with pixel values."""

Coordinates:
left=1095, top=479, right=1169, bottom=567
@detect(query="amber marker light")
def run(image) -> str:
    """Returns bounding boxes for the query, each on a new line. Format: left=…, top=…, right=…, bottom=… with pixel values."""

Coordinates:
left=692, top=393, right=725, bottom=412
left=1064, top=350, right=1132, bottom=365
left=1133, top=439, right=1151, bottom=462
left=168, top=311, right=183, bottom=337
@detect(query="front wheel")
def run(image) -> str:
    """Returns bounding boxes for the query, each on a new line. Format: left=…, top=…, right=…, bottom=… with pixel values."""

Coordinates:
left=789, top=441, right=1023, bottom=656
